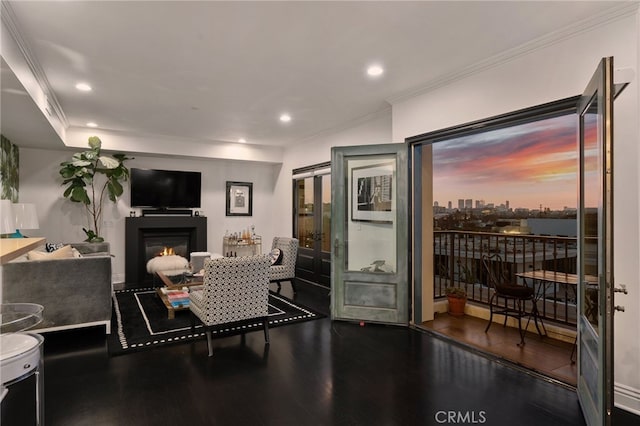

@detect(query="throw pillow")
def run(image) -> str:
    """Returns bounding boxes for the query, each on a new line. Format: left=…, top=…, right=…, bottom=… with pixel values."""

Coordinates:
left=28, top=244, right=74, bottom=261
left=269, top=248, right=283, bottom=265
left=45, top=242, right=65, bottom=252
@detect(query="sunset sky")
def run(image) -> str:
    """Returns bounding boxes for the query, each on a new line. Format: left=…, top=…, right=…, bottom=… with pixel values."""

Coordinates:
left=432, top=114, right=582, bottom=211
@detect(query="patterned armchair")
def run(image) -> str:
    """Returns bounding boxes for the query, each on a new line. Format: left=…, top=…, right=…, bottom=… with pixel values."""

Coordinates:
left=269, top=237, right=299, bottom=293
left=189, top=255, right=271, bottom=356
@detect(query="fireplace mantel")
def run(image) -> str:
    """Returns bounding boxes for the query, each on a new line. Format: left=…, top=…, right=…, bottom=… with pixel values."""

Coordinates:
left=125, top=216, right=207, bottom=284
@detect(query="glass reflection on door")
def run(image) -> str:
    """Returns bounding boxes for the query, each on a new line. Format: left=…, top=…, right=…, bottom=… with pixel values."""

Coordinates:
left=346, top=159, right=397, bottom=274
left=581, top=110, right=600, bottom=329
left=297, top=177, right=315, bottom=249
left=294, top=173, right=332, bottom=287
left=321, top=174, right=331, bottom=253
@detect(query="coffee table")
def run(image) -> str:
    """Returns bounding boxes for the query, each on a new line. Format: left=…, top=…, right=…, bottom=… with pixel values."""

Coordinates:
left=156, top=271, right=204, bottom=319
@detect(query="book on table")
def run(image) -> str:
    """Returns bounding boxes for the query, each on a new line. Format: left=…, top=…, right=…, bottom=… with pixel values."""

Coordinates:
left=169, top=299, right=189, bottom=308
left=167, top=291, right=189, bottom=300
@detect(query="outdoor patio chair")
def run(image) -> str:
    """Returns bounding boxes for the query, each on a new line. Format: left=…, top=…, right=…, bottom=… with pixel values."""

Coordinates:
left=481, top=253, right=545, bottom=346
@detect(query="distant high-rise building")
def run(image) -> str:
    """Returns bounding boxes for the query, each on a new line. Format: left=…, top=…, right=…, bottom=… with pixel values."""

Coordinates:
left=458, top=199, right=464, bottom=210
left=434, top=201, right=439, bottom=207
left=465, top=199, right=473, bottom=209
left=475, top=199, right=485, bottom=209
left=448, top=201, right=452, bottom=210
left=506, top=200, right=510, bottom=210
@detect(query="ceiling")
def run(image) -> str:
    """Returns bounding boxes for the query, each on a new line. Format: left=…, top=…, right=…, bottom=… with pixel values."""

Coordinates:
left=0, top=1, right=629, bottom=153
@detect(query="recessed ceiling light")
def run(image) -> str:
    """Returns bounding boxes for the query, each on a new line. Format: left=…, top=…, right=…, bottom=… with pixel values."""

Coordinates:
left=238, top=138, right=247, bottom=143
left=86, top=122, right=98, bottom=128
left=75, top=82, right=92, bottom=92
left=367, top=65, right=384, bottom=77
left=279, top=113, right=292, bottom=123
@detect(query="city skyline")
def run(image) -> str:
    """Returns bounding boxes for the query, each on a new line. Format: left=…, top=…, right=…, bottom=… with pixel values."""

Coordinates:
left=432, top=113, right=589, bottom=211
left=434, top=198, right=576, bottom=212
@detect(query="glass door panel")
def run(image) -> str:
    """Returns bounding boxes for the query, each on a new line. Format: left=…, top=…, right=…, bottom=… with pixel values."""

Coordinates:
left=346, top=159, right=397, bottom=273
left=294, top=173, right=331, bottom=287
left=297, top=177, right=315, bottom=250
left=321, top=174, right=332, bottom=253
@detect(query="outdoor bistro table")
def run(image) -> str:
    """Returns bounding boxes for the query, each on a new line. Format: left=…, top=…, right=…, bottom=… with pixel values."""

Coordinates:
left=515, top=270, right=598, bottom=363
left=515, top=270, right=597, bottom=302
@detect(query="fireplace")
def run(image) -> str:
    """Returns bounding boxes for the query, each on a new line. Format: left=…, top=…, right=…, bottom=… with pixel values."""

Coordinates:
left=125, top=216, right=207, bottom=284
left=144, top=231, right=190, bottom=261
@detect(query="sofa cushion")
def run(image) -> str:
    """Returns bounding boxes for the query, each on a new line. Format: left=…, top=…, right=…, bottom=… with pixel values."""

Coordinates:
left=269, top=248, right=283, bottom=265
left=45, top=242, right=65, bottom=252
left=28, top=244, right=74, bottom=261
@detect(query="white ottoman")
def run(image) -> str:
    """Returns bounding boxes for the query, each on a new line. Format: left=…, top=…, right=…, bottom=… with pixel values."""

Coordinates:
left=146, top=255, right=189, bottom=277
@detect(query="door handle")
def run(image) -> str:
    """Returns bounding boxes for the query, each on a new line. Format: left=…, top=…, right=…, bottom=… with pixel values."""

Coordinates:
left=334, top=238, right=339, bottom=257
left=614, top=284, right=628, bottom=294
left=614, top=284, right=627, bottom=313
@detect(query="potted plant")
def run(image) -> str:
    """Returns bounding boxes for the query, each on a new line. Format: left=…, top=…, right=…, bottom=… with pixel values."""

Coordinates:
left=445, top=286, right=467, bottom=316
left=59, top=136, right=131, bottom=242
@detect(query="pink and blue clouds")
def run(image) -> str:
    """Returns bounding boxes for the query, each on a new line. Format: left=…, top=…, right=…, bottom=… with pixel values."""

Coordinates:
left=432, top=114, right=592, bottom=210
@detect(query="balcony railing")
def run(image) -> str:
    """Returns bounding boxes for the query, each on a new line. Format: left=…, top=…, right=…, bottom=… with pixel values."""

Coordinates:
left=434, top=231, right=577, bottom=325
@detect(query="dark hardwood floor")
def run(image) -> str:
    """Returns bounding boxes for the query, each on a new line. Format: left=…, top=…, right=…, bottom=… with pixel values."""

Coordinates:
left=9, top=281, right=638, bottom=425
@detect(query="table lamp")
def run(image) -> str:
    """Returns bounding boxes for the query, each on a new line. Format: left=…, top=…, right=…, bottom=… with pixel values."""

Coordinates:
left=10, top=203, right=39, bottom=238
left=0, top=200, right=16, bottom=236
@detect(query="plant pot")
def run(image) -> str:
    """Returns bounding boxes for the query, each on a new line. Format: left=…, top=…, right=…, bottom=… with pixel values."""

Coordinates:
left=447, top=295, right=467, bottom=316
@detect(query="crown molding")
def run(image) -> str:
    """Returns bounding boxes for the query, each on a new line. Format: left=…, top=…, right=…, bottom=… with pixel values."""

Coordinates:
left=1, top=1, right=68, bottom=128
left=387, top=2, right=640, bottom=105
left=297, top=104, right=392, bottom=145
left=65, top=124, right=285, bottom=152
left=65, top=125, right=284, bottom=164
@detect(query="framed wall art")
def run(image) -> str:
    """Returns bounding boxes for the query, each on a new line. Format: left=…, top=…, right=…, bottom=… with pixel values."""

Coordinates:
left=351, top=162, right=394, bottom=223
left=226, top=181, right=253, bottom=216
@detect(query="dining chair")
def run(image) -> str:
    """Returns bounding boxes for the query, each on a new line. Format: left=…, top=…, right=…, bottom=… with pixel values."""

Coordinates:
left=481, top=253, right=545, bottom=346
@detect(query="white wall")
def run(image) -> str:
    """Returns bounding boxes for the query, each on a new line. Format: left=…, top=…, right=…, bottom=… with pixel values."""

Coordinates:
left=271, top=109, right=392, bottom=238
left=19, top=147, right=280, bottom=283
left=392, top=12, right=640, bottom=414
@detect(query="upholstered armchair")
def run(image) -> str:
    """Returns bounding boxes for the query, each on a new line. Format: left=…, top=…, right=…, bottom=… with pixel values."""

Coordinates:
left=189, top=255, right=271, bottom=357
left=269, top=237, right=299, bottom=293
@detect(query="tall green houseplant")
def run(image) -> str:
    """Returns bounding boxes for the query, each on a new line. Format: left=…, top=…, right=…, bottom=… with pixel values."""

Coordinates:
left=59, top=136, right=131, bottom=242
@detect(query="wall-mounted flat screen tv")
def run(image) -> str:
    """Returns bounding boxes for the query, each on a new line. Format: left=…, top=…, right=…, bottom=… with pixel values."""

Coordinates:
left=130, top=168, right=201, bottom=208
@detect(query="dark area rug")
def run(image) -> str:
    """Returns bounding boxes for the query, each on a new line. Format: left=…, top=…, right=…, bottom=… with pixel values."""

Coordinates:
left=108, top=287, right=324, bottom=355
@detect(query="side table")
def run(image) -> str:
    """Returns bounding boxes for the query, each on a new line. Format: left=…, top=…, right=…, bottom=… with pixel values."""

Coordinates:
left=1, top=303, right=45, bottom=425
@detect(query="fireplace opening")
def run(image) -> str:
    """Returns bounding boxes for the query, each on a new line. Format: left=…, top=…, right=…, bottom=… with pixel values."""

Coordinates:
left=144, top=234, right=190, bottom=262
left=141, top=231, right=191, bottom=283
left=125, top=216, right=207, bottom=285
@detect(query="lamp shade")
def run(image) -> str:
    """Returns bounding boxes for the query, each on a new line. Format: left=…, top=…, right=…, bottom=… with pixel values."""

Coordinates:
left=0, top=200, right=16, bottom=234
left=12, top=203, right=39, bottom=230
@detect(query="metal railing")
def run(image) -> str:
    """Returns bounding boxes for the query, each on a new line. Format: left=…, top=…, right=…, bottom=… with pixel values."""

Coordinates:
left=434, top=231, right=578, bottom=325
